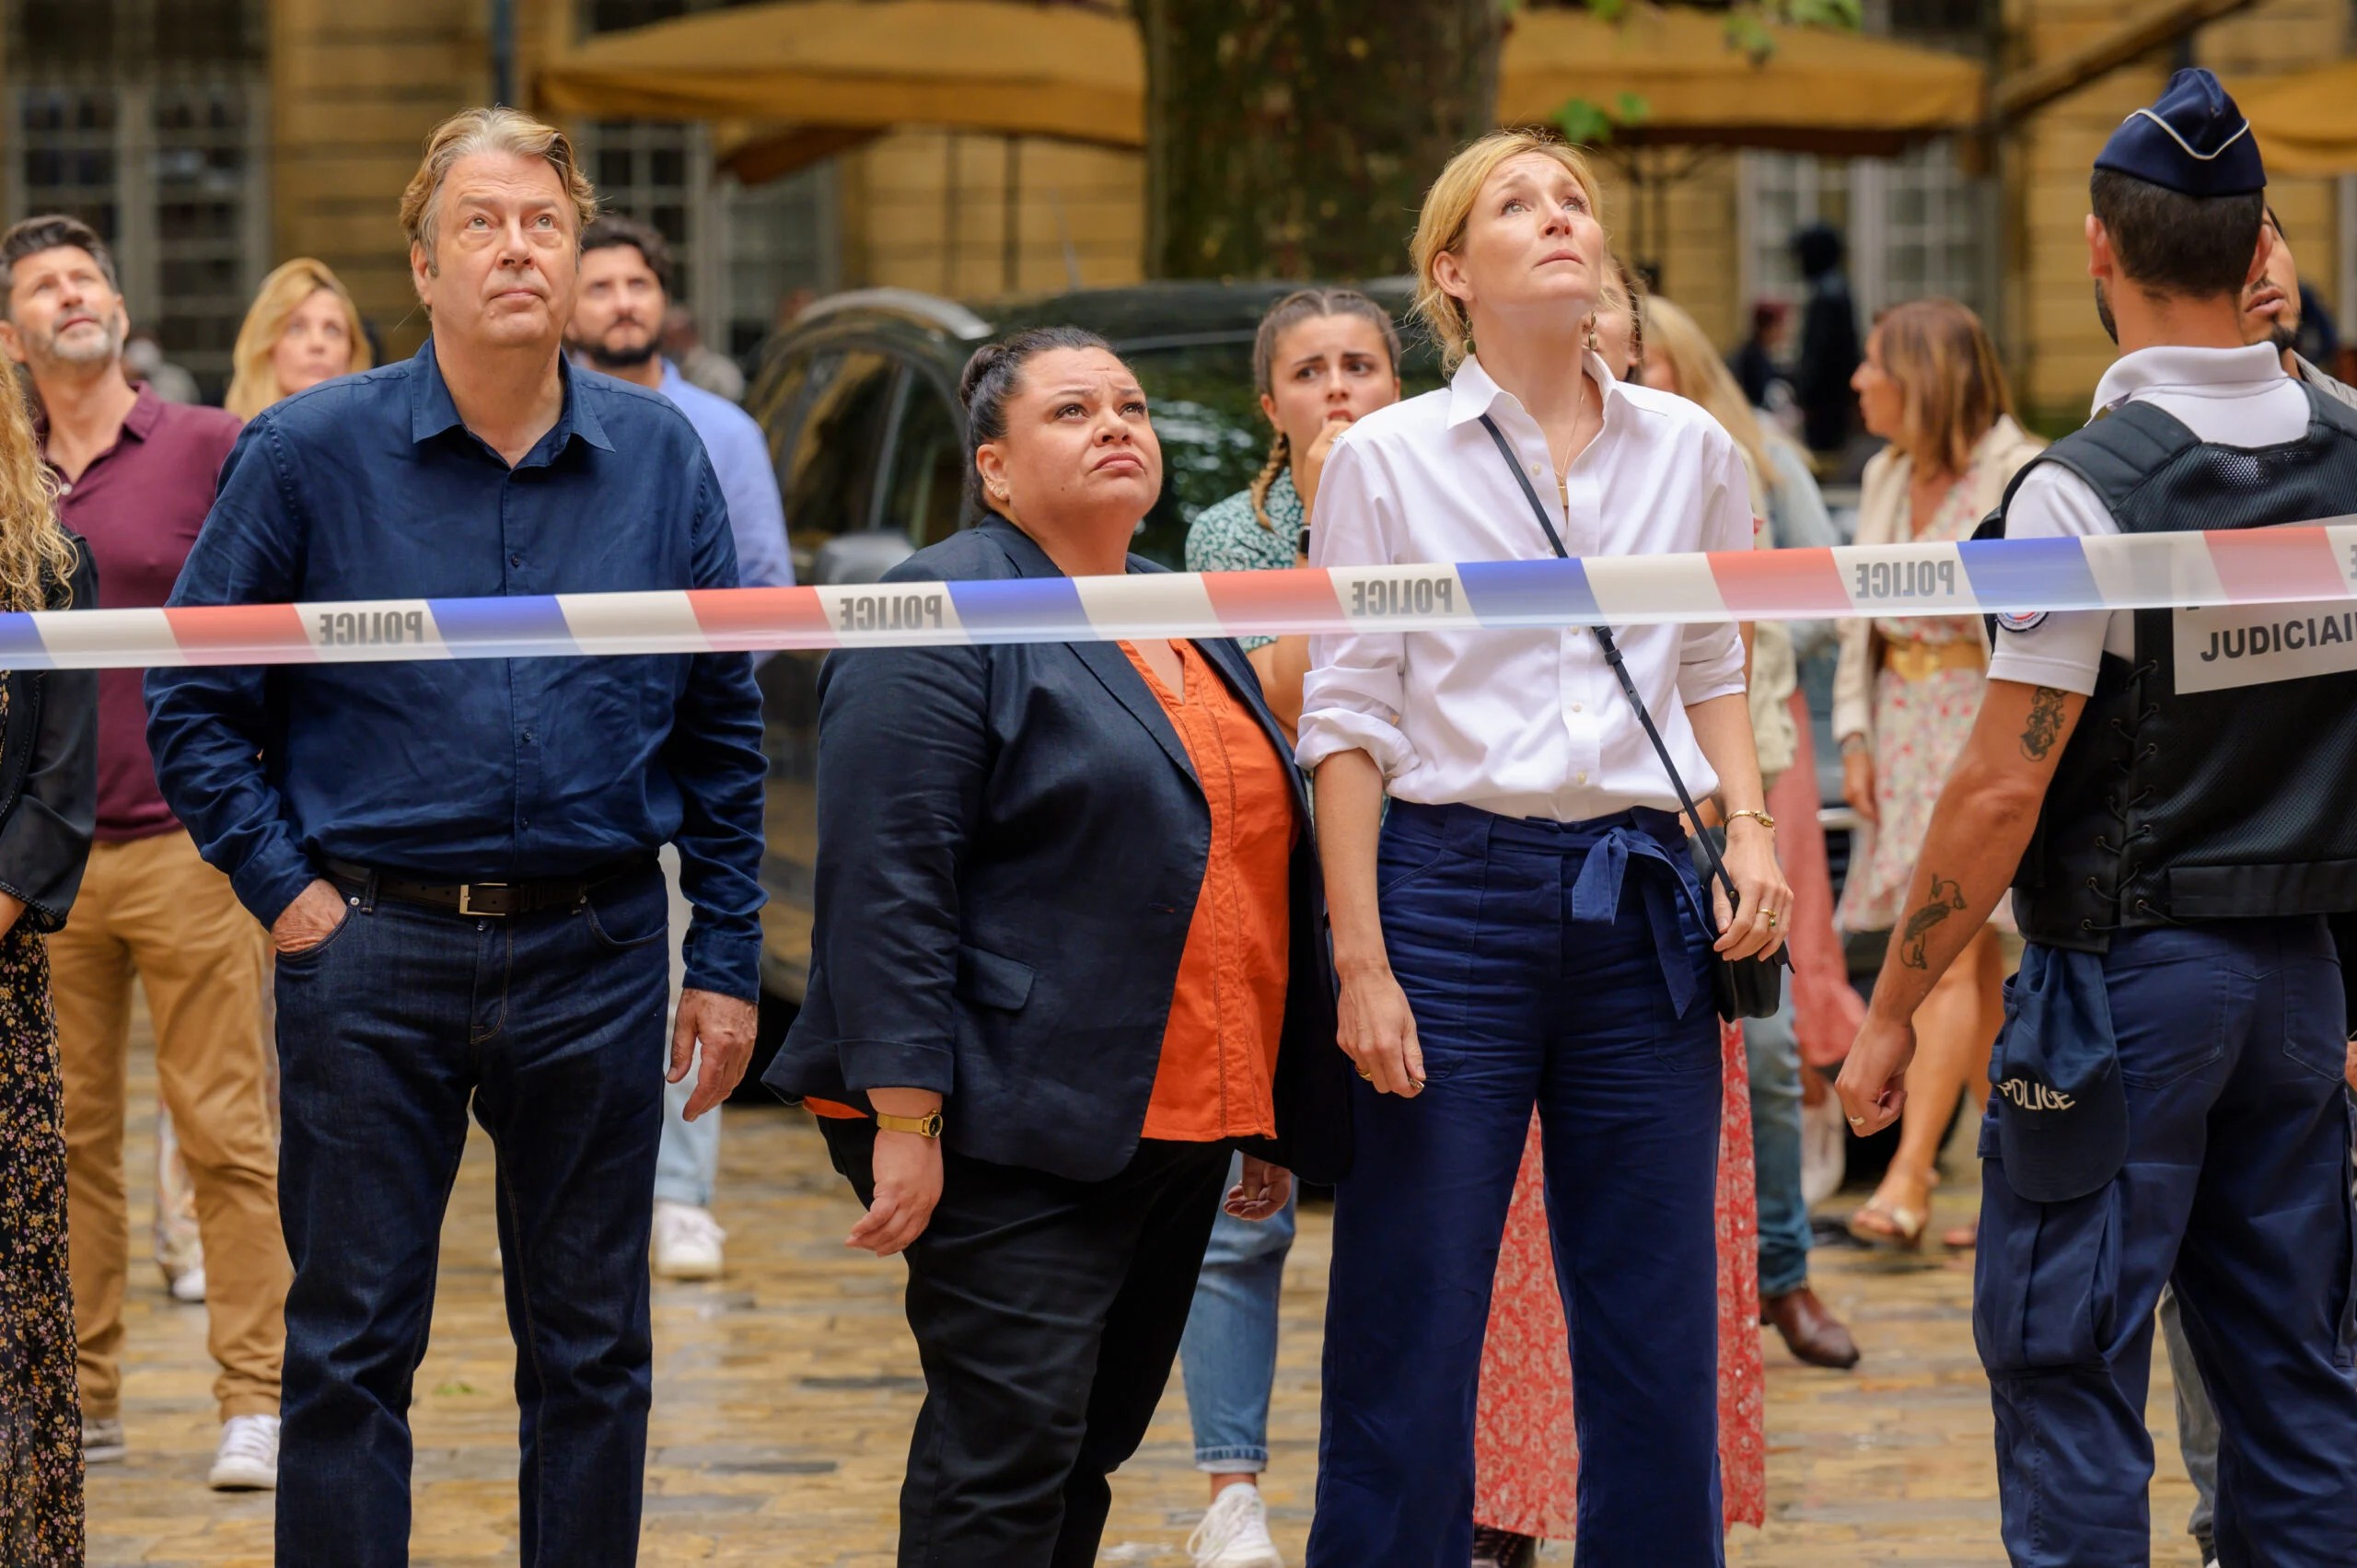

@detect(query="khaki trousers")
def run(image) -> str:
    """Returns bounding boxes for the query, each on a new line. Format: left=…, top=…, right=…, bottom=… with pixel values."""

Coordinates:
left=57, top=829, right=285, bottom=1420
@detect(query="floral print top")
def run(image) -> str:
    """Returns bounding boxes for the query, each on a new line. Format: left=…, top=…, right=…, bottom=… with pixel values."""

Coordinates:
left=1185, top=468, right=1303, bottom=652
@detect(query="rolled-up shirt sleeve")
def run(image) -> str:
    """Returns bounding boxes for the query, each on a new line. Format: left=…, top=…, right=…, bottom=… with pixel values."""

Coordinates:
left=665, top=460, right=771, bottom=1002
left=1981, top=466, right=2115, bottom=697
left=144, top=421, right=322, bottom=927
left=1678, top=436, right=1752, bottom=705
left=1295, top=436, right=1420, bottom=778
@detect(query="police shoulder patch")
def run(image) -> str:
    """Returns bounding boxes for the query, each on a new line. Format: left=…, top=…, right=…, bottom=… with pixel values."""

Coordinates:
left=1996, top=610, right=2049, bottom=634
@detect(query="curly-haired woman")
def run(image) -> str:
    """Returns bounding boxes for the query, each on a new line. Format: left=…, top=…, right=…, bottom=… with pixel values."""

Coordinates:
left=0, top=370, right=101, bottom=1562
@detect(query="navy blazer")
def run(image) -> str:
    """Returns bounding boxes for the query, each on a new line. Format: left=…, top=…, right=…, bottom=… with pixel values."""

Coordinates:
left=765, top=517, right=1350, bottom=1185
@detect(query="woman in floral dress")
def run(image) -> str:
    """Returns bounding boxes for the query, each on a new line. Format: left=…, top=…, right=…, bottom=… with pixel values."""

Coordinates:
left=0, top=372, right=101, bottom=1563
left=1832, top=300, right=2042, bottom=1250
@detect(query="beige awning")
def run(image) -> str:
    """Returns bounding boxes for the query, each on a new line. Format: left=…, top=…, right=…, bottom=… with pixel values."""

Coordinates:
left=534, top=0, right=1145, bottom=147
left=2235, top=60, right=2357, bottom=178
left=1501, top=6, right=1985, bottom=157
left=536, top=1, right=1984, bottom=168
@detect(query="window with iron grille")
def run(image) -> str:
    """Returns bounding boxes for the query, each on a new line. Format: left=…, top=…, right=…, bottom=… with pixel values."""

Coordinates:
left=1736, top=0, right=1996, bottom=341
left=6, top=0, right=266, bottom=400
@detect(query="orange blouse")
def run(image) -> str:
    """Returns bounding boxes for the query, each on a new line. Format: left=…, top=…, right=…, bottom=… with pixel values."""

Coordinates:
left=1121, top=639, right=1296, bottom=1143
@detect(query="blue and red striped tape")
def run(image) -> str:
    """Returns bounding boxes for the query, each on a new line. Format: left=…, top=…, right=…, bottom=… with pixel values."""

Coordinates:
left=21, top=524, right=2357, bottom=668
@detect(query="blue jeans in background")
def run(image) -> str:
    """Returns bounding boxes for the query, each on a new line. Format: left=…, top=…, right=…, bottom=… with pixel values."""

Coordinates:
left=655, top=1074, right=719, bottom=1207
left=1178, top=1150, right=1298, bottom=1473
left=1747, top=988, right=1812, bottom=1297
left=2157, top=1284, right=2221, bottom=1563
left=272, top=864, right=671, bottom=1568
left=1307, top=803, right=1725, bottom=1568
left=654, top=848, right=720, bottom=1208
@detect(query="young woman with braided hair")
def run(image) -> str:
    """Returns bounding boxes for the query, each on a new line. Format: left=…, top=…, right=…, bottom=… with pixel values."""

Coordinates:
left=1185, top=290, right=1401, bottom=743
left=1174, top=288, right=1399, bottom=1568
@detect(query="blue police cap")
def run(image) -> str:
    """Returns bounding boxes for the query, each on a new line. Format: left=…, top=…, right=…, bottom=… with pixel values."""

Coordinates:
left=1991, top=947, right=2130, bottom=1204
left=2094, top=67, right=2265, bottom=198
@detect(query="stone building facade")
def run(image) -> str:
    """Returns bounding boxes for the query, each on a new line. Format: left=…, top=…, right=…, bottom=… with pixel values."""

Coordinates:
left=3, top=0, right=2348, bottom=418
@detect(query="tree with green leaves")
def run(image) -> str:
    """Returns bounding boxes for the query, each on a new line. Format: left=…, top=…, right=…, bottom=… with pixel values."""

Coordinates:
left=1139, top=0, right=1864, bottom=282
left=1139, top=0, right=1507, bottom=281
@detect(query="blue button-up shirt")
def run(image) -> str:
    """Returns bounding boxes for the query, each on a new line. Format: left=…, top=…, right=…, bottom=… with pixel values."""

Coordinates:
left=656, top=359, right=794, bottom=589
left=145, top=341, right=768, bottom=1000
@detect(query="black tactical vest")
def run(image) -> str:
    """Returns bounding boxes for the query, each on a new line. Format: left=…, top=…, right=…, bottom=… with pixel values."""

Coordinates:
left=1995, top=385, right=2357, bottom=951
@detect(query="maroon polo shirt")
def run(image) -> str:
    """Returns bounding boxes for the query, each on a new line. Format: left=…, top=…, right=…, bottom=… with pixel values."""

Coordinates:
left=45, top=384, right=242, bottom=842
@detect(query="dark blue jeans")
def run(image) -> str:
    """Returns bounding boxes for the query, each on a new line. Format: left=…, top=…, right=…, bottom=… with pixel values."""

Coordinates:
left=1307, top=803, right=1726, bottom=1568
left=272, top=865, right=671, bottom=1568
left=1976, top=919, right=2357, bottom=1568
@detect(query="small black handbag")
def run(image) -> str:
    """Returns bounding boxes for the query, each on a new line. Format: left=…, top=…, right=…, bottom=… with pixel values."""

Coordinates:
left=1478, top=413, right=1789, bottom=1022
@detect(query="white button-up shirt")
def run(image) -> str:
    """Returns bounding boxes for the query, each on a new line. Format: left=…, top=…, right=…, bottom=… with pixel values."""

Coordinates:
left=1296, top=354, right=1753, bottom=821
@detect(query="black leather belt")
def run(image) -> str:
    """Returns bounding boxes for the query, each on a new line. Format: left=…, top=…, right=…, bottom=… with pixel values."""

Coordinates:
left=323, top=858, right=646, bottom=919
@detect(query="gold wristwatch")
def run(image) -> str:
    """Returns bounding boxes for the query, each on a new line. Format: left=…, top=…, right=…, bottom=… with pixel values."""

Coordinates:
left=876, top=1109, right=944, bottom=1139
left=1725, top=808, right=1776, bottom=831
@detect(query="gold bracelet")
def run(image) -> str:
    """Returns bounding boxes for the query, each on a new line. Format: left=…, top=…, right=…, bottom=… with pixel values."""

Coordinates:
left=1725, top=808, right=1776, bottom=832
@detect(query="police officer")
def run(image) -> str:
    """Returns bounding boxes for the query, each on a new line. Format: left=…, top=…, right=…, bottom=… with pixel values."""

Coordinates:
left=1837, top=69, right=2357, bottom=1567
left=2153, top=199, right=2357, bottom=1568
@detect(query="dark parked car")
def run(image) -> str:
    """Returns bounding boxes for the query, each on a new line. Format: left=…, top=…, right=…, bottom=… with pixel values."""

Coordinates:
left=741, top=283, right=1864, bottom=1034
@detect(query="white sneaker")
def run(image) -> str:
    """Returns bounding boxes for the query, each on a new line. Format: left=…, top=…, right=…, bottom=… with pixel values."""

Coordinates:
left=168, top=1261, right=208, bottom=1304
left=208, top=1413, right=279, bottom=1491
left=1187, top=1482, right=1283, bottom=1568
left=81, top=1416, right=124, bottom=1464
left=652, top=1202, right=726, bottom=1280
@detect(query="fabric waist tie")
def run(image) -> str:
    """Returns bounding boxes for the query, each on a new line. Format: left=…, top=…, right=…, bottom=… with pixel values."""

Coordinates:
left=1389, top=801, right=1707, bottom=1018
left=1568, top=820, right=1705, bottom=1018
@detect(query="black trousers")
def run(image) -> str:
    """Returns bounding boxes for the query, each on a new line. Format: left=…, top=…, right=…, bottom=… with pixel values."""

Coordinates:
left=822, top=1120, right=1232, bottom=1568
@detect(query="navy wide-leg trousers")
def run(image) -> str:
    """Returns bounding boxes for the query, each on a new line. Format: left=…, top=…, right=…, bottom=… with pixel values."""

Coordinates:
left=1307, top=802, right=1726, bottom=1568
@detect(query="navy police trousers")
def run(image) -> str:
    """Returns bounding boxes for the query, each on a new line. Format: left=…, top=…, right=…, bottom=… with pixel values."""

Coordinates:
left=1975, top=918, right=2357, bottom=1567
left=1306, top=802, right=1725, bottom=1568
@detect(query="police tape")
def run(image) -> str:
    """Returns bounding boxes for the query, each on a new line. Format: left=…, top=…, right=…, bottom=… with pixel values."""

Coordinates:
left=23, top=524, right=2357, bottom=668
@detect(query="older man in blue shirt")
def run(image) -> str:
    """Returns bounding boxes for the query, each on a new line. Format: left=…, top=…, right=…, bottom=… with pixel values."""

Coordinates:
left=567, top=214, right=786, bottom=1282
left=145, top=108, right=765, bottom=1568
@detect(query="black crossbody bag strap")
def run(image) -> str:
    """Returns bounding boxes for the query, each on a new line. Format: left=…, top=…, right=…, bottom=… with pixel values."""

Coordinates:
left=1474, top=412, right=1738, bottom=904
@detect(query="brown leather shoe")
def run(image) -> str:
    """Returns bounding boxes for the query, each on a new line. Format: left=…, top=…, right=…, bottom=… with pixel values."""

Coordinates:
left=1761, top=1284, right=1861, bottom=1369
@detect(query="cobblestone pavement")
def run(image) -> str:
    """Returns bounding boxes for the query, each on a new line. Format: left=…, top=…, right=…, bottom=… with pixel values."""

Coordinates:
left=88, top=1042, right=2204, bottom=1566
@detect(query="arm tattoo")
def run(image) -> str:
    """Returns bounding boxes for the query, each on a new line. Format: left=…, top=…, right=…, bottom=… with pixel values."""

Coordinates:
left=2020, top=686, right=2067, bottom=761
left=1898, top=875, right=1968, bottom=970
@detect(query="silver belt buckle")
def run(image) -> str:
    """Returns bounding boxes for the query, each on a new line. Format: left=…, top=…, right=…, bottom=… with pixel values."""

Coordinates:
left=458, top=882, right=509, bottom=917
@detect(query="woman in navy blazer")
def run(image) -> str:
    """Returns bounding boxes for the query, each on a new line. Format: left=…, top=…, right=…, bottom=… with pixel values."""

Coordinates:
left=766, top=326, right=1347, bottom=1567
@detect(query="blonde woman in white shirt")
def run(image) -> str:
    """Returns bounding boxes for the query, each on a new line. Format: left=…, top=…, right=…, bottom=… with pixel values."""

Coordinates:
left=1299, top=130, right=1789, bottom=1568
